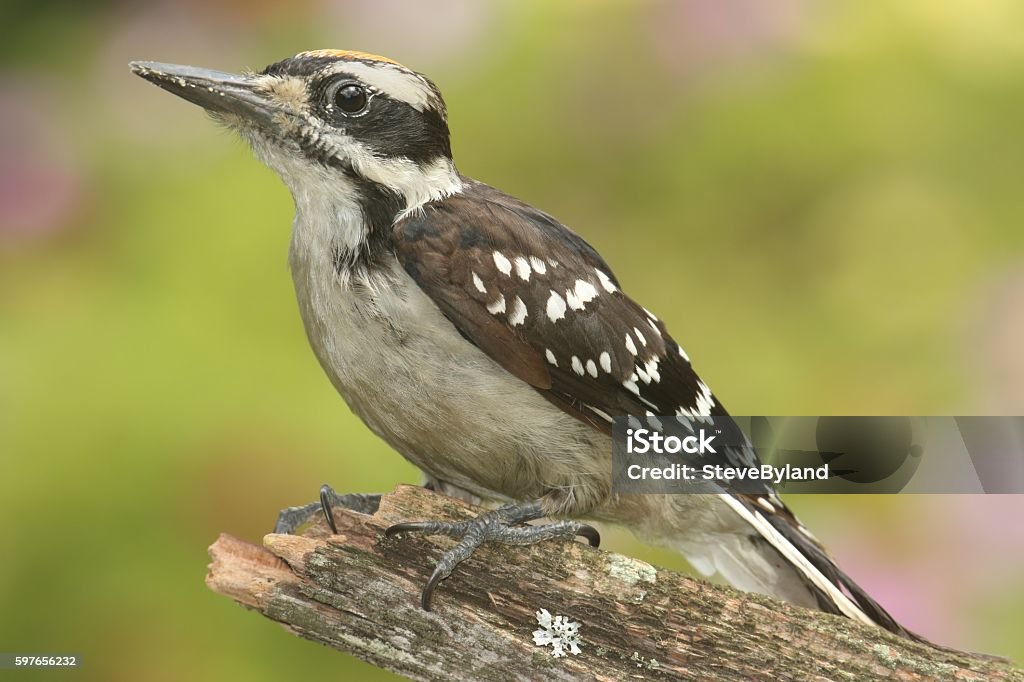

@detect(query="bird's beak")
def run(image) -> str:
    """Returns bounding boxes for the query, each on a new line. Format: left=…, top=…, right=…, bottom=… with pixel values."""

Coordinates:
left=130, top=61, right=281, bottom=128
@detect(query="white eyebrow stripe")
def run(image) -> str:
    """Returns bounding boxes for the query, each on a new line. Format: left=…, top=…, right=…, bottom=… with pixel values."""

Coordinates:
left=330, top=62, right=436, bottom=112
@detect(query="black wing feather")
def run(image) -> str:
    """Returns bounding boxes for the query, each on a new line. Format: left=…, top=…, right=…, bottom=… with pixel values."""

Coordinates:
left=394, top=180, right=720, bottom=433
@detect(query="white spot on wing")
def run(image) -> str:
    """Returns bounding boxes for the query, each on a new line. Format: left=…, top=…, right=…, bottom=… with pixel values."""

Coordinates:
left=623, top=379, right=640, bottom=395
left=486, top=295, right=506, bottom=315
left=575, top=280, right=598, bottom=304
left=571, top=356, right=585, bottom=376
left=625, top=334, right=638, bottom=355
left=694, top=380, right=715, bottom=417
left=545, top=349, right=558, bottom=366
left=678, top=345, right=690, bottom=362
left=586, top=359, right=598, bottom=378
left=633, top=328, right=647, bottom=347
left=508, top=296, right=527, bottom=326
left=529, top=256, right=547, bottom=274
left=472, top=272, right=486, bottom=294
left=546, top=290, right=567, bottom=322
left=599, top=351, right=612, bottom=373
left=596, top=269, right=617, bottom=293
left=565, top=288, right=583, bottom=311
left=493, top=251, right=512, bottom=276
left=645, top=357, right=661, bottom=383
left=514, top=257, right=531, bottom=281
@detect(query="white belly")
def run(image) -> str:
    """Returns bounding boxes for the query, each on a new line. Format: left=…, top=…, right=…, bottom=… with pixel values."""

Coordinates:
left=290, top=251, right=610, bottom=511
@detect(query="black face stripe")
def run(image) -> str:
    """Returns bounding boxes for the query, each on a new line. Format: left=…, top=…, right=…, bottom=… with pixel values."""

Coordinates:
left=333, top=170, right=402, bottom=275
left=306, top=72, right=450, bottom=164
left=363, top=93, right=451, bottom=163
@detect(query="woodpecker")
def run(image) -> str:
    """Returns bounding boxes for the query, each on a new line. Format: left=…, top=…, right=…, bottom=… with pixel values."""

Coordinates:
left=131, top=50, right=912, bottom=636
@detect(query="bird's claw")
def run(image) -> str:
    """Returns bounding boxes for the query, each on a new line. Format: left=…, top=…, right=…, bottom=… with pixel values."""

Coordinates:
left=385, top=503, right=600, bottom=610
left=273, top=484, right=381, bottom=534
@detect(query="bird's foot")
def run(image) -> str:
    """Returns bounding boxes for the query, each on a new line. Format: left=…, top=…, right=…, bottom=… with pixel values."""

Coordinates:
left=385, top=500, right=600, bottom=610
left=273, top=484, right=381, bottom=534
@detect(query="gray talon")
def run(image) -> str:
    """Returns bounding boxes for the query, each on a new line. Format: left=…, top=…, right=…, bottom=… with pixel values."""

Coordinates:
left=274, top=501, right=323, bottom=534
left=320, top=484, right=340, bottom=534
left=273, top=486, right=382, bottom=534
left=384, top=500, right=598, bottom=609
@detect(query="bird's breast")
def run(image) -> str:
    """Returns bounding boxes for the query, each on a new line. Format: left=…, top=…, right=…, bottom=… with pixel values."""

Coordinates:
left=287, top=237, right=608, bottom=509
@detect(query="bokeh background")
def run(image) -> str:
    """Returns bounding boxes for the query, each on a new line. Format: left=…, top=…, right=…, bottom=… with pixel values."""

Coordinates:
left=3, top=1, right=1024, bottom=679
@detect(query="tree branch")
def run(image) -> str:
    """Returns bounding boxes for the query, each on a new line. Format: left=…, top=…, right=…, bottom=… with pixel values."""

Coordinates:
left=205, top=485, right=1020, bottom=681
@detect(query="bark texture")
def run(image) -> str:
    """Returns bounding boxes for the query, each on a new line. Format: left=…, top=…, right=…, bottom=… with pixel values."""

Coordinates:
left=206, top=485, right=1021, bottom=681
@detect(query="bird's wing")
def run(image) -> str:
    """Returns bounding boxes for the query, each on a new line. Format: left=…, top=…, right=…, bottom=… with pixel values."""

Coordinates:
left=393, top=180, right=724, bottom=436
left=392, top=180, right=911, bottom=638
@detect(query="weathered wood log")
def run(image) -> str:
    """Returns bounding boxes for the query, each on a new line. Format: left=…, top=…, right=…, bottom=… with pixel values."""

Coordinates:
left=205, top=485, right=1021, bottom=681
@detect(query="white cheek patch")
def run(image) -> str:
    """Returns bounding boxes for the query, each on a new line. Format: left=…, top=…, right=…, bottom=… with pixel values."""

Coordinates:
left=302, top=120, right=461, bottom=213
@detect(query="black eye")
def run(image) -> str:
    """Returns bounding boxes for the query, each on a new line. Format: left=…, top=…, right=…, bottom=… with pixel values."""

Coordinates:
left=332, top=83, right=368, bottom=115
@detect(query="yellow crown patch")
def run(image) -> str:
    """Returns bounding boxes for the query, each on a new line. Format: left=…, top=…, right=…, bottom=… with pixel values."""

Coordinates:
left=298, top=49, right=404, bottom=68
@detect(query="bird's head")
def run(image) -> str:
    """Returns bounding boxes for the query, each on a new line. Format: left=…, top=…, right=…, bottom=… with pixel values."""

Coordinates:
left=130, top=50, right=460, bottom=219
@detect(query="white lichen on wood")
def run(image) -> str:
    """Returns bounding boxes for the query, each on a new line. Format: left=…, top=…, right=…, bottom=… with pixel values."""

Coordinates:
left=532, top=609, right=583, bottom=658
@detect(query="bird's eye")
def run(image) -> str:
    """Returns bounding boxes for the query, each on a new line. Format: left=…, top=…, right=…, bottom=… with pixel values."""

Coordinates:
left=332, top=83, right=368, bottom=115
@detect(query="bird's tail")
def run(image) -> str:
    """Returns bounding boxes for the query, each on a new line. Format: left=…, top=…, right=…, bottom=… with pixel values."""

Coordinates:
left=647, top=491, right=921, bottom=640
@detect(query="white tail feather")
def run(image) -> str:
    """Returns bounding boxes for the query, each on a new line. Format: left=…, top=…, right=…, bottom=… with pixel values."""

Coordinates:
left=717, top=493, right=876, bottom=627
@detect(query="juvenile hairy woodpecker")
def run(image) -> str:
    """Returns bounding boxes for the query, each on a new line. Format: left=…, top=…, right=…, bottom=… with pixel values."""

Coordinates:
left=132, top=50, right=911, bottom=636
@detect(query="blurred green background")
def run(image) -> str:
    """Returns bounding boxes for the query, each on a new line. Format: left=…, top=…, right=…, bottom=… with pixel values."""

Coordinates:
left=2, top=1, right=1023, bottom=679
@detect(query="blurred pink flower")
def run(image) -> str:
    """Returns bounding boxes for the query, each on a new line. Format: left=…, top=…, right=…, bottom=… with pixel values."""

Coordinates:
left=0, top=77, right=84, bottom=239
left=830, top=495, right=1024, bottom=646
left=646, top=0, right=809, bottom=76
